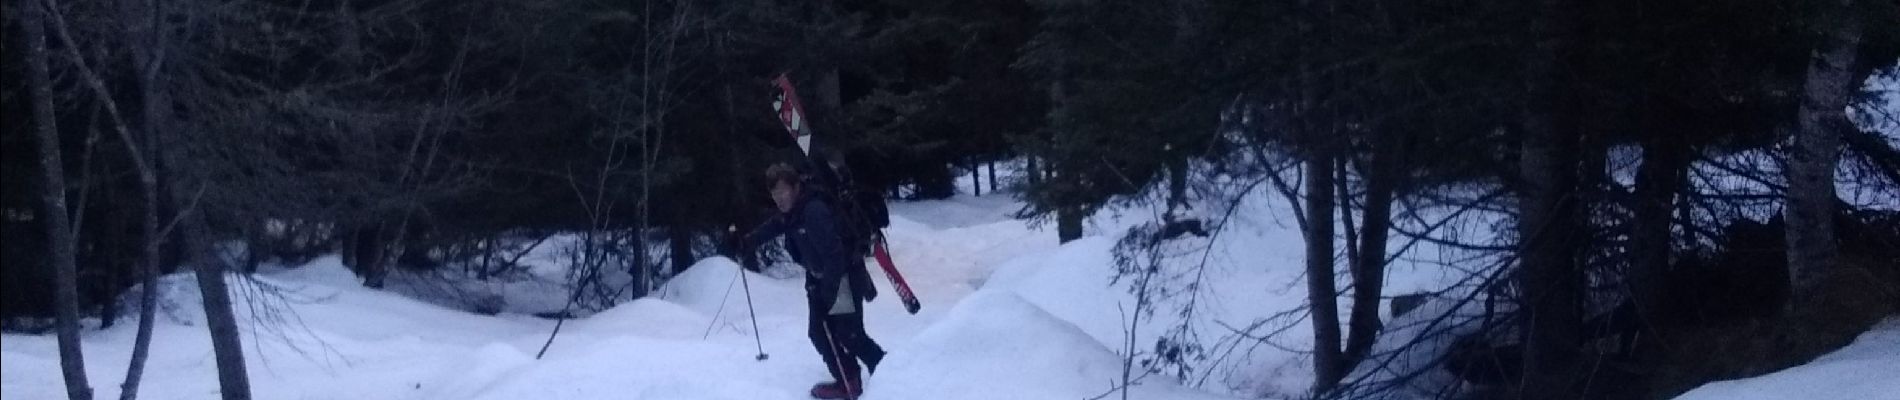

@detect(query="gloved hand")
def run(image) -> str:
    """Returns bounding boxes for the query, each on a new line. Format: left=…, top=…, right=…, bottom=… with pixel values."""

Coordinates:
left=723, top=225, right=744, bottom=257
left=859, top=277, right=878, bottom=303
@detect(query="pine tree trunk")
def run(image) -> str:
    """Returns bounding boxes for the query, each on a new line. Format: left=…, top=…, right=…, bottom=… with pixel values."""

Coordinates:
left=1304, top=156, right=1344, bottom=393
left=1630, top=137, right=1690, bottom=334
left=1026, top=156, right=1040, bottom=184
left=1786, top=0, right=1860, bottom=306
left=1518, top=0, right=1584, bottom=393
left=1344, top=149, right=1395, bottom=369
left=669, top=224, right=694, bottom=275
left=1050, top=64, right=1079, bottom=242
left=1057, top=205, right=1083, bottom=243
left=1519, top=121, right=1584, bottom=399
left=22, top=1, right=93, bottom=397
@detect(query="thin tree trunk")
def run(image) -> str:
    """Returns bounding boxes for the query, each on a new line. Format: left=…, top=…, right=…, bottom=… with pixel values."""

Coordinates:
left=1786, top=0, right=1860, bottom=306
left=116, top=4, right=254, bottom=390
left=22, top=0, right=93, bottom=397
left=1336, top=157, right=1358, bottom=286
left=183, top=218, right=251, bottom=399
left=971, top=159, right=982, bottom=196
left=116, top=54, right=164, bottom=400
left=1344, top=148, right=1395, bottom=369
left=988, top=160, right=997, bottom=190
left=477, top=238, right=494, bottom=281
left=1518, top=0, right=1584, bottom=393
left=119, top=0, right=169, bottom=395
left=72, top=123, right=103, bottom=328
left=1304, top=156, right=1344, bottom=393
left=629, top=233, right=648, bottom=298
left=1295, top=0, right=1345, bottom=389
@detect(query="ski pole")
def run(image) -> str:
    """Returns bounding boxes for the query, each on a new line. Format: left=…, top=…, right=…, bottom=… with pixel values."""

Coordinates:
left=732, top=225, right=769, bottom=361
left=701, top=268, right=739, bottom=340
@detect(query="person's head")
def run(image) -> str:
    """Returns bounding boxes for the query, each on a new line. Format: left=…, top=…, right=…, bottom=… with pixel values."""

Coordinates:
left=766, top=163, right=801, bottom=212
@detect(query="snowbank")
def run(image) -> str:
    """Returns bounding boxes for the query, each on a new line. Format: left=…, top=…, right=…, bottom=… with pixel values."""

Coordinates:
left=867, top=290, right=1126, bottom=399
left=1673, top=316, right=1900, bottom=400
left=867, top=290, right=1231, bottom=400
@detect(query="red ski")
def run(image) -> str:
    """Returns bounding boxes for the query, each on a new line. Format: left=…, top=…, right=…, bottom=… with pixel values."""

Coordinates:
left=870, top=235, right=921, bottom=314
left=773, top=73, right=923, bottom=315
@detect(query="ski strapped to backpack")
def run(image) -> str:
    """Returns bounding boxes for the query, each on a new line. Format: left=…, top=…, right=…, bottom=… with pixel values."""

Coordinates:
left=771, top=73, right=922, bottom=314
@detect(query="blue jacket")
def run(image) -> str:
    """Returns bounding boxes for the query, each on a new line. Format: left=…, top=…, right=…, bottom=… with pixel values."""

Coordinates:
left=745, top=192, right=851, bottom=309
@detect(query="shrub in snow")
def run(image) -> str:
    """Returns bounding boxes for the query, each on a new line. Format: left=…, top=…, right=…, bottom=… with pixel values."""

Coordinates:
left=469, top=290, right=507, bottom=316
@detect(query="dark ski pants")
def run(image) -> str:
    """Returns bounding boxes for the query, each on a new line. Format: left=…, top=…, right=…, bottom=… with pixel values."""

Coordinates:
left=809, top=306, right=885, bottom=392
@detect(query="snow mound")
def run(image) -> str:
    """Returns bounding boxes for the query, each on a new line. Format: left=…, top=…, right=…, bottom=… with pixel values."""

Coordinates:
left=1674, top=316, right=1900, bottom=400
left=867, top=290, right=1233, bottom=400
left=572, top=298, right=713, bottom=339
left=868, top=290, right=1122, bottom=399
left=660, top=257, right=805, bottom=320
left=980, top=236, right=1124, bottom=349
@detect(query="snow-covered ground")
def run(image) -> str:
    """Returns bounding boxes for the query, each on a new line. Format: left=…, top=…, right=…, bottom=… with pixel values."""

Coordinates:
left=0, top=189, right=1270, bottom=400
left=0, top=155, right=1531, bottom=400
left=1673, top=317, right=1900, bottom=400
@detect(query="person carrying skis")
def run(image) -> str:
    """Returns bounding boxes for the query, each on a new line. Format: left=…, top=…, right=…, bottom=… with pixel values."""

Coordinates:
left=741, top=162, right=885, bottom=400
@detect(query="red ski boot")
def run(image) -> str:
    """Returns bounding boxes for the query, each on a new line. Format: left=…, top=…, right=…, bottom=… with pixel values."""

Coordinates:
left=810, top=381, right=862, bottom=399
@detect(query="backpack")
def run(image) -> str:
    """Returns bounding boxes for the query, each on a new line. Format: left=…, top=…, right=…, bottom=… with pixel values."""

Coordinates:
left=802, top=158, right=887, bottom=302
left=804, top=156, right=889, bottom=254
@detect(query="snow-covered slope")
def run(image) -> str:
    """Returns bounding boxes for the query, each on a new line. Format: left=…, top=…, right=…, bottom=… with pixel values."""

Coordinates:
left=1672, top=316, right=1900, bottom=400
